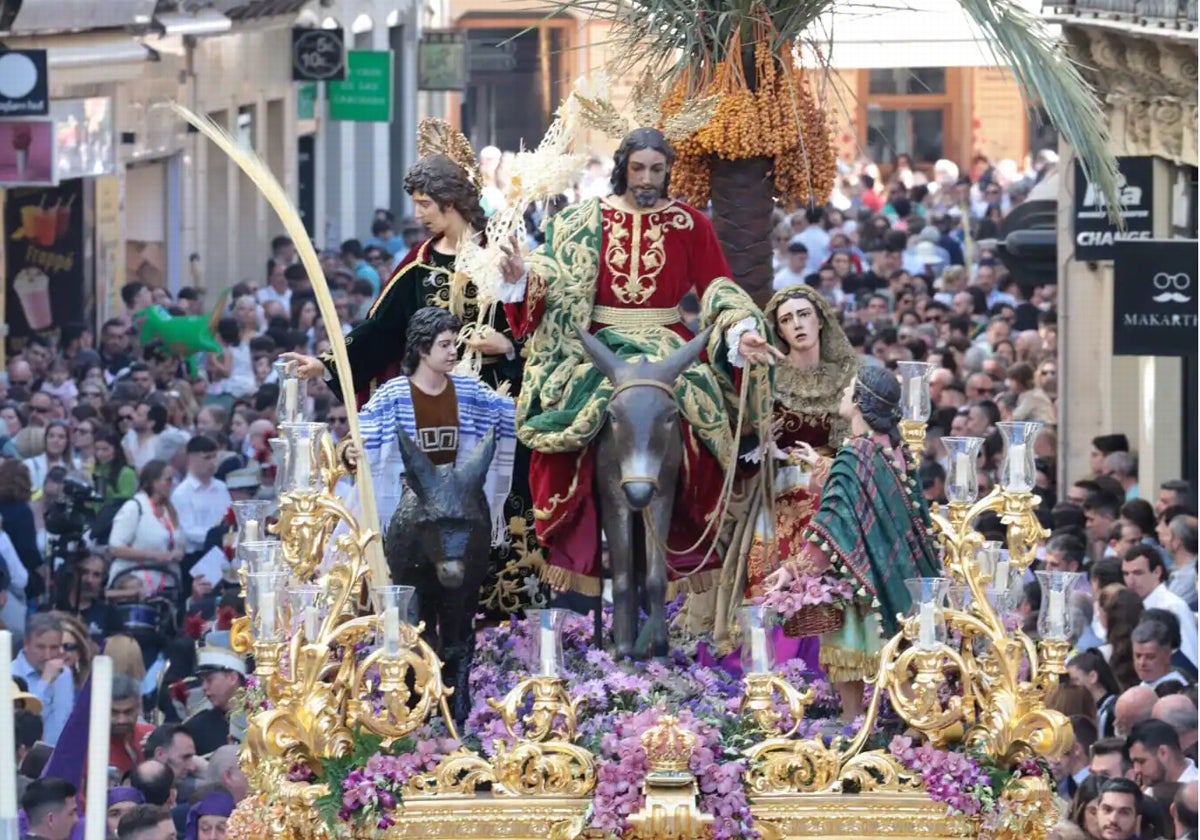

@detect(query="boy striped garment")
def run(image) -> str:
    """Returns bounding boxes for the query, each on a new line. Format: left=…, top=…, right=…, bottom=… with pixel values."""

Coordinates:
left=357, top=372, right=517, bottom=545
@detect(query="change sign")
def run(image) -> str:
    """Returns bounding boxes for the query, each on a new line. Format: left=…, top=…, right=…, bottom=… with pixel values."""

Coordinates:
left=1112, top=239, right=1199, bottom=357
left=1073, top=156, right=1154, bottom=260
left=328, top=50, right=393, bottom=123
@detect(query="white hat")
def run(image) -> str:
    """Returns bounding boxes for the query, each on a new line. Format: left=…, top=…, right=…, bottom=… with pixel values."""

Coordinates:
left=913, top=241, right=942, bottom=266
left=196, top=630, right=247, bottom=676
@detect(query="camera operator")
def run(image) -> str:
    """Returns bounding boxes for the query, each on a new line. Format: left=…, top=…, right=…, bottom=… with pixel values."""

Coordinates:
left=45, top=472, right=102, bottom=609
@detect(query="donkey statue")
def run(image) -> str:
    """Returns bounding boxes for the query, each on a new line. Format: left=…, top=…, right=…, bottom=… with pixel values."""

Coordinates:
left=384, top=426, right=496, bottom=726
left=576, top=326, right=714, bottom=661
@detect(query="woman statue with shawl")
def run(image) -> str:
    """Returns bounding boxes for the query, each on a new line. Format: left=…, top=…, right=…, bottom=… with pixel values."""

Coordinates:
left=708, top=285, right=858, bottom=654
left=763, top=365, right=940, bottom=719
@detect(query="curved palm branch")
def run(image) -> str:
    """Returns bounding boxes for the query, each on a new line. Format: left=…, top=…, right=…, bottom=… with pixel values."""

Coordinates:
left=547, top=0, right=1122, bottom=214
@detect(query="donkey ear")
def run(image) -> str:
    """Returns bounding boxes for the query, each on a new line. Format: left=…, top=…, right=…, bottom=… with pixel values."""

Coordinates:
left=575, top=324, right=626, bottom=385
left=395, top=424, right=435, bottom=496
left=654, top=326, right=714, bottom=386
left=459, top=428, right=496, bottom=490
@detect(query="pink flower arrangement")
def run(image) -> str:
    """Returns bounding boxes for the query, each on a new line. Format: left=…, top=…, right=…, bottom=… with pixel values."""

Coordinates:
left=759, top=571, right=856, bottom=620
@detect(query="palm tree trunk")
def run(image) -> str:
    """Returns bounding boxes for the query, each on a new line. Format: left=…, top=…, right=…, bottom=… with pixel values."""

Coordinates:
left=710, top=155, right=775, bottom=308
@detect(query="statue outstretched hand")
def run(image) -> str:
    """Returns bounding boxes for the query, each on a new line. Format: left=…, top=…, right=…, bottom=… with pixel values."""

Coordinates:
left=499, top=234, right=524, bottom=284
left=280, top=352, right=326, bottom=380
left=739, top=332, right=785, bottom=366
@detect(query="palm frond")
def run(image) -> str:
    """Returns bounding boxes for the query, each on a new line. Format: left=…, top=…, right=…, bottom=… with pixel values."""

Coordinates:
left=953, top=0, right=1122, bottom=217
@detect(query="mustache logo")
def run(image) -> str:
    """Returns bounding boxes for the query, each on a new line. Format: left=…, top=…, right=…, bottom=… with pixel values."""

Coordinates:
left=1152, top=291, right=1193, bottom=303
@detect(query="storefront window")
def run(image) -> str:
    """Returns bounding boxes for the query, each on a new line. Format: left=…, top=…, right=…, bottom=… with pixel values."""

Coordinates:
left=865, top=106, right=944, bottom=165
left=868, top=68, right=947, bottom=96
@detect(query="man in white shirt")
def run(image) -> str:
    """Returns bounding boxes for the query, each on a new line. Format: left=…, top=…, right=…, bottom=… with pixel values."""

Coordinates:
left=1128, top=719, right=1199, bottom=791
left=772, top=237, right=810, bottom=290
left=1131, top=617, right=1190, bottom=690
left=170, top=435, right=232, bottom=557
left=1123, top=544, right=1198, bottom=667
left=257, top=260, right=293, bottom=313
left=122, top=399, right=168, bottom=471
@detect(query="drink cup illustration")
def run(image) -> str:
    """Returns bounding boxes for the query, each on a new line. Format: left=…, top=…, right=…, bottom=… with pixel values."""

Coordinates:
left=32, top=209, right=56, bottom=246
left=13, top=268, right=53, bottom=330
left=12, top=127, right=31, bottom=179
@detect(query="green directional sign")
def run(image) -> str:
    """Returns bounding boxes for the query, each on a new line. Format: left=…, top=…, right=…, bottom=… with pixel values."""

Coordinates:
left=327, top=50, right=393, bottom=122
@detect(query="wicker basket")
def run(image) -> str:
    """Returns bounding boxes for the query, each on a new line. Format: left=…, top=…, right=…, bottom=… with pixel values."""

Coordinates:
left=782, top=603, right=844, bottom=638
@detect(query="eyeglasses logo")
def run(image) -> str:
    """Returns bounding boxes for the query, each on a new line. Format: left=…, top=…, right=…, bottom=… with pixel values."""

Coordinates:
left=1151, top=272, right=1192, bottom=304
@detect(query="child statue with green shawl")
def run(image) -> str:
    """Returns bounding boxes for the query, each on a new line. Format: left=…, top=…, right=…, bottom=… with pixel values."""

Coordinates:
left=763, top=365, right=941, bottom=719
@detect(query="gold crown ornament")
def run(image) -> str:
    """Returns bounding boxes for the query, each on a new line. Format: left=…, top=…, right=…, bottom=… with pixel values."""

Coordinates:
left=416, top=118, right=482, bottom=191
left=640, top=715, right=698, bottom=774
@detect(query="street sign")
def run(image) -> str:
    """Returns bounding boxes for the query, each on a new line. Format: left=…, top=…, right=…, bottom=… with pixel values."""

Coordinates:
left=292, top=28, right=346, bottom=82
left=418, top=31, right=467, bottom=91
left=1072, top=156, right=1154, bottom=260
left=327, top=50, right=394, bottom=123
left=0, top=49, right=49, bottom=117
left=1112, top=239, right=1199, bottom=357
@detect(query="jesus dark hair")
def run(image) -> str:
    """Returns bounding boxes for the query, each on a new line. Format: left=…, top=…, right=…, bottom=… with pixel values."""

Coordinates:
left=402, top=306, right=462, bottom=375
left=611, top=128, right=675, bottom=197
left=403, top=154, right=486, bottom=232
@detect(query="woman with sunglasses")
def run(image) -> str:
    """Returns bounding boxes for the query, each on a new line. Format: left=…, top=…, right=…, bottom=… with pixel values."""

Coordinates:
left=22, top=420, right=77, bottom=492
left=93, top=428, right=138, bottom=505
left=57, top=613, right=92, bottom=693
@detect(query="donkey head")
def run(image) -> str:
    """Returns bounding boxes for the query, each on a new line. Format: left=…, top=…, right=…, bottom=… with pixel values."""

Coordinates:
left=577, top=325, right=712, bottom=510
left=395, top=426, right=495, bottom=588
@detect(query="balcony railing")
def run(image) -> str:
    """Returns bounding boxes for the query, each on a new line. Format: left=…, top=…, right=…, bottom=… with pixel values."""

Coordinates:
left=1044, top=0, right=1197, bottom=30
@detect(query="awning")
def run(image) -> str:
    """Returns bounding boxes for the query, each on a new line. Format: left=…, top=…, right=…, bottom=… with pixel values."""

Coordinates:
left=2, top=32, right=156, bottom=68
left=808, top=0, right=1051, bottom=69
left=5, top=0, right=156, bottom=34
left=153, top=9, right=233, bottom=37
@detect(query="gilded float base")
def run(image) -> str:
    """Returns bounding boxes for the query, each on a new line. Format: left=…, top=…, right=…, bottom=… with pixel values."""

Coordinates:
left=312, top=793, right=974, bottom=839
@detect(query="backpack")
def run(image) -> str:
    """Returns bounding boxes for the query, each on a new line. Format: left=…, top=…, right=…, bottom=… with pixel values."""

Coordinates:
left=91, top=497, right=142, bottom=546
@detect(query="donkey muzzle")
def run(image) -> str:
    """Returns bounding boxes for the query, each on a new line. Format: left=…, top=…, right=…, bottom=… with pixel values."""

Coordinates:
left=621, top=477, right=658, bottom=510
left=437, top=559, right=466, bottom=588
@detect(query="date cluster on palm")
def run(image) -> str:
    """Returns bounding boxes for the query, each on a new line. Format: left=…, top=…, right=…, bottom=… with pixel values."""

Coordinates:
left=662, top=23, right=837, bottom=210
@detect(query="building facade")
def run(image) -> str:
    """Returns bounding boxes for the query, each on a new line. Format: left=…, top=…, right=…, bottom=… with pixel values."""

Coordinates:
left=1047, top=0, right=1198, bottom=495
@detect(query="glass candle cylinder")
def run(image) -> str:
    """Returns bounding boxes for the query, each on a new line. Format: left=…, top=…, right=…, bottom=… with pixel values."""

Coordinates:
left=740, top=604, right=775, bottom=675
left=275, top=359, right=308, bottom=425
left=288, top=584, right=327, bottom=642
left=904, top=577, right=952, bottom=651
left=371, top=585, right=416, bottom=658
left=247, top=571, right=289, bottom=643
left=525, top=609, right=569, bottom=677
left=239, top=540, right=285, bottom=576
left=897, top=361, right=936, bottom=423
left=941, top=436, right=986, bottom=504
left=997, top=421, right=1043, bottom=494
left=1035, top=570, right=1086, bottom=641
left=280, top=422, right=328, bottom=493
left=232, top=499, right=273, bottom=555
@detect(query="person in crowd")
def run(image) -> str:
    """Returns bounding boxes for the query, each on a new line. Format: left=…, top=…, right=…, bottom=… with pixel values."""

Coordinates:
left=1056, top=715, right=1098, bottom=798
left=1069, top=649, right=1122, bottom=737
left=107, top=460, right=183, bottom=600
left=12, top=614, right=74, bottom=745
left=185, top=631, right=246, bottom=755
left=1127, top=719, right=1199, bottom=788
left=117, top=804, right=176, bottom=840
left=1092, top=737, right=1136, bottom=780
left=1172, top=782, right=1198, bottom=840
left=1093, top=777, right=1143, bottom=840
left=106, top=787, right=147, bottom=838
left=129, top=760, right=176, bottom=808
left=143, top=726, right=198, bottom=801
left=1154, top=694, right=1199, bottom=763
left=111, top=673, right=156, bottom=776
left=19, top=777, right=79, bottom=840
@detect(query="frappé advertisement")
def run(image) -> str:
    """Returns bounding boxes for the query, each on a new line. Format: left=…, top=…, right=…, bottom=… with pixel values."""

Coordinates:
left=4, top=180, right=86, bottom=353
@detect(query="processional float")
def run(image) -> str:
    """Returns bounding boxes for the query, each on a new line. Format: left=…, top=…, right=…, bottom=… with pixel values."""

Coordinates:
left=170, top=99, right=1080, bottom=840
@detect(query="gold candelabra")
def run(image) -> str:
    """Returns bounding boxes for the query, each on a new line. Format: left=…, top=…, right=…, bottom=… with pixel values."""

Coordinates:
left=229, top=365, right=1068, bottom=840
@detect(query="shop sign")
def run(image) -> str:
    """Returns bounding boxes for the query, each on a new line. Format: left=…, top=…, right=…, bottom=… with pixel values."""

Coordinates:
left=419, top=31, right=467, bottom=91
left=1171, top=165, right=1198, bottom=240
left=293, top=28, right=346, bottom=82
left=1073, top=156, right=1154, bottom=260
left=50, top=97, right=115, bottom=182
left=0, top=119, right=57, bottom=186
left=328, top=51, right=393, bottom=123
left=298, top=135, right=315, bottom=237
left=94, top=175, right=123, bottom=327
left=1112, top=239, right=1199, bottom=357
left=0, top=50, right=49, bottom=117
left=4, top=180, right=87, bottom=353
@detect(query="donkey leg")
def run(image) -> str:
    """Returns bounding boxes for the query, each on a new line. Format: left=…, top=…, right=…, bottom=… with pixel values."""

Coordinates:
left=602, top=501, right=637, bottom=660
left=441, top=593, right=478, bottom=727
left=645, top=496, right=673, bottom=660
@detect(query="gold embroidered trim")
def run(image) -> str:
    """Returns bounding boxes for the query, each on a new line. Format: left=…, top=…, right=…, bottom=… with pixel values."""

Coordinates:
left=602, top=200, right=694, bottom=305
left=592, top=304, right=680, bottom=328
left=819, top=642, right=879, bottom=684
